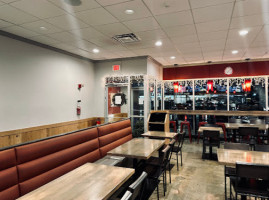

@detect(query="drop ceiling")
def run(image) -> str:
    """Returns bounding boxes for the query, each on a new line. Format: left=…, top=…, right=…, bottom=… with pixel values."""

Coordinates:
left=0, top=0, right=269, bottom=66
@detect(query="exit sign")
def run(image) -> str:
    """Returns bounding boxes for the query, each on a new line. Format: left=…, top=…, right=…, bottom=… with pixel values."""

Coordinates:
left=112, top=65, right=120, bottom=71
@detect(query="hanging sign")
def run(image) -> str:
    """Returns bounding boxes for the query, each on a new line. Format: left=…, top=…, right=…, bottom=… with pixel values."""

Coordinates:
left=112, top=65, right=120, bottom=71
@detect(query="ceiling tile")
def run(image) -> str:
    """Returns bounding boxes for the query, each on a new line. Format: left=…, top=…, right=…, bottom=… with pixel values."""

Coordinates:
left=30, top=35, right=61, bottom=45
left=230, top=14, right=269, bottom=29
left=225, top=39, right=250, bottom=50
left=75, top=7, right=118, bottom=26
left=250, top=40, right=269, bottom=48
left=253, top=26, right=269, bottom=42
left=87, top=37, right=119, bottom=47
left=1, top=0, right=19, bottom=3
left=193, top=3, right=233, bottom=23
left=0, top=1, right=4, bottom=6
left=94, top=22, right=131, bottom=37
left=102, top=44, right=129, bottom=51
left=105, top=0, right=152, bottom=21
left=69, top=27, right=106, bottom=40
left=114, top=50, right=137, bottom=57
left=155, top=10, right=193, bottom=27
left=227, top=26, right=262, bottom=42
left=200, top=39, right=226, bottom=48
left=190, top=0, right=234, bottom=9
left=135, top=29, right=167, bottom=41
left=50, top=43, right=77, bottom=51
left=21, top=20, right=63, bottom=34
left=0, top=4, right=38, bottom=24
left=243, top=47, right=268, bottom=58
left=176, top=42, right=201, bottom=53
left=96, top=0, right=132, bottom=6
left=198, top=30, right=227, bottom=41
left=48, top=31, right=82, bottom=43
left=48, top=0, right=101, bottom=13
left=123, top=17, right=159, bottom=32
left=143, top=0, right=190, bottom=16
left=45, top=14, right=88, bottom=31
left=0, top=19, right=13, bottom=28
left=170, top=34, right=199, bottom=44
left=164, top=24, right=196, bottom=37
left=233, top=0, right=269, bottom=17
left=2, top=25, right=39, bottom=37
left=11, top=0, right=66, bottom=19
left=196, top=19, right=230, bottom=33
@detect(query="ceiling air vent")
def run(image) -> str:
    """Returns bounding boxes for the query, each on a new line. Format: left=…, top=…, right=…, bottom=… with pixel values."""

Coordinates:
left=112, top=33, right=140, bottom=44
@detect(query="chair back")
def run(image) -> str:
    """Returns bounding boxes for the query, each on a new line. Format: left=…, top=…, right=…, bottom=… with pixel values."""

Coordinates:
left=224, top=143, right=249, bottom=151
left=162, top=146, right=171, bottom=166
left=229, top=118, right=242, bottom=123
left=121, top=191, right=132, bottom=200
left=236, top=162, right=269, bottom=180
left=203, top=130, right=220, bottom=142
left=168, top=139, right=176, bottom=161
left=128, top=171, right=147, bottom=200
left=255, top=145, right=269, bottom=152
left=238, top=127, right=259, bottom=137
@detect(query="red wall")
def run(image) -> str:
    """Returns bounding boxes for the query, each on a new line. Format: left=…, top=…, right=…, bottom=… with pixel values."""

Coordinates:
left=163, top=61, right=269, bottom=80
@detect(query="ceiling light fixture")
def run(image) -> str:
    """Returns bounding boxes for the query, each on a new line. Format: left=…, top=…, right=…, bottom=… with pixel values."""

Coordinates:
left=155, top=41, right=162, bottom=46
left=125, top=9, right=134, bottom=14
left=64, top=0, right=82, bottom=6
left=232, top=50, right=238, bottom=54
left=170, top=56, right=176, bottom=59
left=239, top=30, right=249, bottom=36
left=40, top=26, right=47, bottom=31
left=93, top=48, right=99, bottom=53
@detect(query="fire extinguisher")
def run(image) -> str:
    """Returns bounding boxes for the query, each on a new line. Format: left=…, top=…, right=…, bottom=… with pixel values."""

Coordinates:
left=77, top=100, right=81, bottom=115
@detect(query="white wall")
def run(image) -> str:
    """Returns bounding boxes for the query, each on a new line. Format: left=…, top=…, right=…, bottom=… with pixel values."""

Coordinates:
left=93, top=57, right=148, bottom=117
left=0, top=35, right=95, bottom=131
left=147, top=57, right=163, bottom=80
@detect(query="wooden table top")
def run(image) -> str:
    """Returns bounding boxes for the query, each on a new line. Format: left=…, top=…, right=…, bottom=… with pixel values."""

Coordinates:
left=107, top=138, right=165, bottom=160
left=224, top=123, right=269, bottom=130
left=198, top=127, right=223, bottom=134
left=17, top=163, right=135, bottom=200
left=217, top=149, right=269, bottom=166
left=141, top=131, right=178, bottom=139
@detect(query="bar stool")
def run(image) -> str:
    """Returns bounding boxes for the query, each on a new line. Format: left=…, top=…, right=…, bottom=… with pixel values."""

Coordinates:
left=169, top=121, right=177, bottom=133
left=180, top=116, right=192, bottom=143
left=216, top=122, right=227, bottom=142
left=197, top=121, right=208, bottom=144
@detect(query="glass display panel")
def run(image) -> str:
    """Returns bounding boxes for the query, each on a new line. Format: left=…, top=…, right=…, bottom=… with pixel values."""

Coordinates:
left=131, top=77, right=144, bottom=116
left=156, top=82, right=162, bottom=110
left=195, top=79, right=227, bottom=110
left=149, top=81, right=155, bottom=110
left=229, top=77, right=265, bottom=111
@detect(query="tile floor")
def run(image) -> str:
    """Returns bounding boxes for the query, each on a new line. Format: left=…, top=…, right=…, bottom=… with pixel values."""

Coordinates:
left=149, top=140, right=226, bottom=200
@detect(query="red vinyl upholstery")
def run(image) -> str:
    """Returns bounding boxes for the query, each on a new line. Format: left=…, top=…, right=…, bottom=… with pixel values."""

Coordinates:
left=98, top=119, right=132, bottom=157
left=16, top=128, right=100, bottom=195
left=0, top=149, right=20, bottom=200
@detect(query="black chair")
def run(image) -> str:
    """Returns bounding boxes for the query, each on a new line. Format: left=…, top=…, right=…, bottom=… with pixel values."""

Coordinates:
left=228, top=118, right=242, bottom=142
left=223, top=143, right=249, bottom=200
left=238, top=127, right=259, bottom=149
left=255, top=144, right=269, bottom=152
left=120, top=191, right=132, bottom=200
left=171, top=131, right=186, bottom=170
left=202, top=130, right=220, bottom=160
left=231, top=162, right=269, bottom=200
left=144, top=145, right=171, bottom=199
left=128, top=171, right=148, bottom=200
left=167, top=139, right=176, bottom=184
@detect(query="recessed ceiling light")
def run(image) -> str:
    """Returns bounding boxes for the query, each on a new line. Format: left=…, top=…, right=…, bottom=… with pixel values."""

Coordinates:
left=125, top=9, right=134, bottom=14
left=93, top=48, right=99, bottom=53
left=170, top=56, right=176, bottom=59
left=40, top=26, right=47, bottom=31
left=232, top=50, right=238, bottom=54
left=239, top=30, right=249, bottom=36
left=155, top=41, right=162, bottom=46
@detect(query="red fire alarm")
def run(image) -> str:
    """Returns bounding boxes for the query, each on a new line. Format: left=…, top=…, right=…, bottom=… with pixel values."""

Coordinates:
left=112, top=65, right=120, bottom=71
left=78, top=84, right=84, bottom=89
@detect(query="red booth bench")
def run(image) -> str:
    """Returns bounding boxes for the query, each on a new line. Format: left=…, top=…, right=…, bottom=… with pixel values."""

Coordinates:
left=0, top=119, right=132, bottom=200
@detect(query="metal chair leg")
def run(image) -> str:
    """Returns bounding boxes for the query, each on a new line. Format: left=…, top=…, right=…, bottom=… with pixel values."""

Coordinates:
left=176, top=153, right=179, bottom=170
left=181, top=151, right=183, bottom=166
left=169, top=162, right=171, bottom=183
left=157, top=183, right=159, bottom=200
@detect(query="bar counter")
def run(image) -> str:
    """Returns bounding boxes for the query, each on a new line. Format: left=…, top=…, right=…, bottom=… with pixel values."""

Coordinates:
left=150, top=110, right=269, bottom=117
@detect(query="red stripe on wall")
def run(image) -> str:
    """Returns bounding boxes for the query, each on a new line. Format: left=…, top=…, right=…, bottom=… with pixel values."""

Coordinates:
left=163, top=61, right=269, bottom=80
